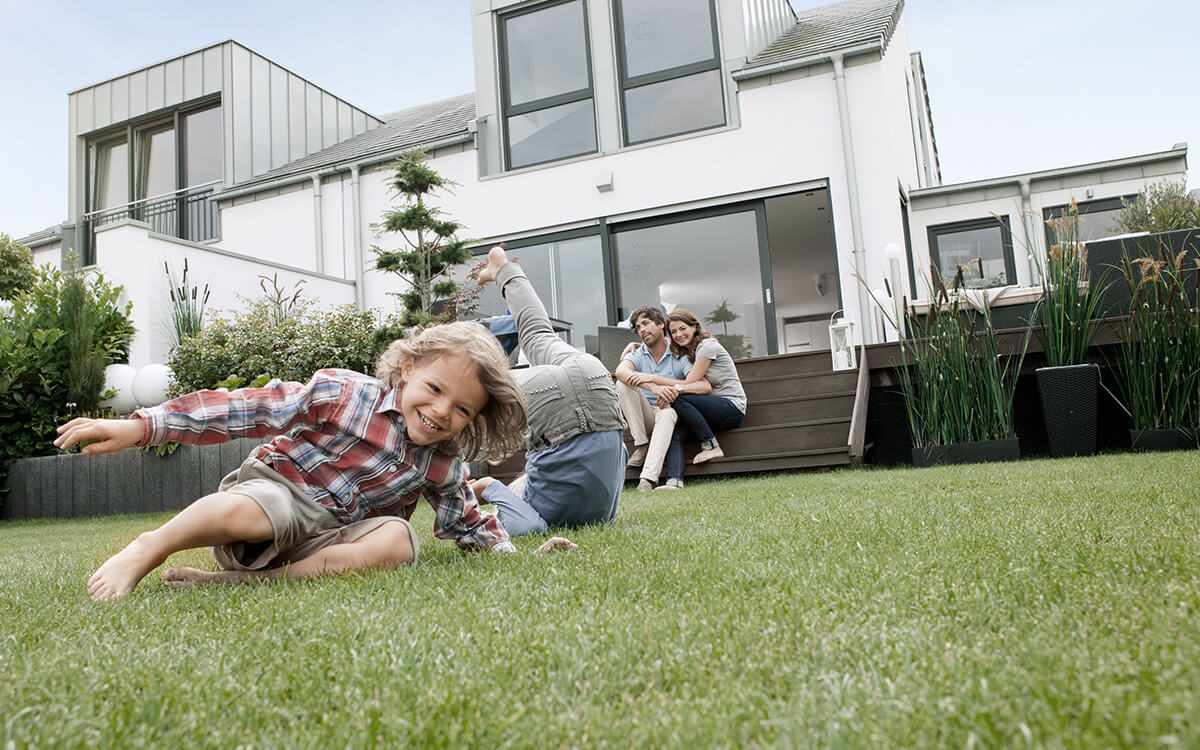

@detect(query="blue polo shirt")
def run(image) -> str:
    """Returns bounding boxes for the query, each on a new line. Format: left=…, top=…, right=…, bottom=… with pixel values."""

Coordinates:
left=623, top=343, right=690, bottom=406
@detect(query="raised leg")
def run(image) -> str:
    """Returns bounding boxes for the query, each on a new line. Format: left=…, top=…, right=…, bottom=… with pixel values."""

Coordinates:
left=87, top=491, right=273, bottom=601
left=482, top=245, right=581, bottom=368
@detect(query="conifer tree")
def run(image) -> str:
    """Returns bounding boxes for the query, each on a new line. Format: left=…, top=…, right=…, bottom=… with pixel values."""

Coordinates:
left=372, top=150, right=470, bottom=328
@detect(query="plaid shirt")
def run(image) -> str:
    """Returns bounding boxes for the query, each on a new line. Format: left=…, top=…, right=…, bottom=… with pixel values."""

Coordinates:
left=134, top=369, right=508, bottom=551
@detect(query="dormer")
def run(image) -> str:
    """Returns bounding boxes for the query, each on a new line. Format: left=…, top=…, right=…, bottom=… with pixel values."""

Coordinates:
left=67, top=40, right=382, bottom=262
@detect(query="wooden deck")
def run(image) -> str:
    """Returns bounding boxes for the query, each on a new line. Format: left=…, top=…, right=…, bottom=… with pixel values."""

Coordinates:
left=487, top=348, right=866, bottom=483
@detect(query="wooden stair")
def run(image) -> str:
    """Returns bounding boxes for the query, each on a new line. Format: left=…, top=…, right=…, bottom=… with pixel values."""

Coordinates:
left=483, top=349, right=865, bottom=483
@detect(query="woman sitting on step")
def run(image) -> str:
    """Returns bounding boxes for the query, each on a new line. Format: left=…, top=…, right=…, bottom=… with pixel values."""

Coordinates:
left=624, top=309, right=747, bottom=490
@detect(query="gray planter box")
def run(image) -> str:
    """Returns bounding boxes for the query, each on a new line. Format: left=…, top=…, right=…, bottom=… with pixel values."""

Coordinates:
left=3, top=438, right=268, bottom=521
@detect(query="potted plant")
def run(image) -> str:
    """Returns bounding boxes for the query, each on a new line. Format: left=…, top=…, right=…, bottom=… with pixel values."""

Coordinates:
left=862, top=264, right=1029, bottom=467
left=1113, top=244, right=1200, bottom=451
left=1026, top=202, right=1107, bottom=457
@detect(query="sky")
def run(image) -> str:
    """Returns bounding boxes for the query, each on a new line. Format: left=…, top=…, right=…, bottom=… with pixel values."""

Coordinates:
left=1, top=0, right=1197, bottom=241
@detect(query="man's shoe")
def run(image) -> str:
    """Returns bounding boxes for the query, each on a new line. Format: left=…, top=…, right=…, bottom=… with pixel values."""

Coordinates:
left=627, top=446, right=647, bottom=468
left=692, top=446, right=724, bottom=464
left=636, top=479, right=655, bottom=492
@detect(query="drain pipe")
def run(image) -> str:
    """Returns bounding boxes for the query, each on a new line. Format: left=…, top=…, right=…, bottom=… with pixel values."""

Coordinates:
left=311, top=175, right=325, bottom=275
left=1019, top=178, right=1039, bottom=286
left=350, top=165, right=365, bottom=310
left=831, top=53, right=872, bottom=343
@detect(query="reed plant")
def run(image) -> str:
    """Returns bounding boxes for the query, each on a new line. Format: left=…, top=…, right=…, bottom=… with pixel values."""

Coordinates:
left=164, top=259, right=209, bottom=348
left=863, top=263, right=1029, bottom=448
left=1113, top=241, right=1200, bottom=431
left=1013, top=201, right=1107, bottom=367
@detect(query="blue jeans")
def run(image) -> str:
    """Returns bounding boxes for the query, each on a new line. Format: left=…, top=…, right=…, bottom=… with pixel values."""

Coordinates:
left=664, top=394, right=745, bottom=480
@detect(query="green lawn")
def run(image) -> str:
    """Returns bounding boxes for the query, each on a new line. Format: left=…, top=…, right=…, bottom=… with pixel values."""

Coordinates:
left=2, top=452, right=1198, bottom=748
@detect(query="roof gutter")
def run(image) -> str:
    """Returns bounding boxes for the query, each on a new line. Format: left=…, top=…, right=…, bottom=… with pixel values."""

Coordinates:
left=731, top=41, right=882, bottom=82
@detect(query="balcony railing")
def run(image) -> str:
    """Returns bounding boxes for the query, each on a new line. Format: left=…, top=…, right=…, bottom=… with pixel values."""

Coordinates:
left=83, top=181, right=221, bottom=263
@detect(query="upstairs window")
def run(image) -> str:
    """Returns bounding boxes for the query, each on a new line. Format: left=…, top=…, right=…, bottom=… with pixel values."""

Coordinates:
left=615, top=0, right=725, bottom=145
left=499, top=0, right=597, bottom=170
left=1043, top=196, right=1129, bottom=245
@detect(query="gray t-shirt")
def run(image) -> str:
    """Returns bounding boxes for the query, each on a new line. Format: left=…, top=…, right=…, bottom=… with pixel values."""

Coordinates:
left=694, top=338, right=747, bottom=413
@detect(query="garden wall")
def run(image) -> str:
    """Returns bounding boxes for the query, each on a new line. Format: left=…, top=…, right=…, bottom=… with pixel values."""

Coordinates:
left=2, top=438, right=267, bottom=521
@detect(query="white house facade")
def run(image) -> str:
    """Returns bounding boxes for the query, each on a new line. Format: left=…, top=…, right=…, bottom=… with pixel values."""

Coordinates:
left=24, top=0, right=1188, bottom=368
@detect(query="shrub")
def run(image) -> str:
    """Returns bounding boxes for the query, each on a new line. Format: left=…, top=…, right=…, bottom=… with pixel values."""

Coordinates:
left=0, top=233, right=37, bottom=300
left=168, top=298, right=389, bottom=394
left=1113, top=179, right=1200, bottom=235
left=0, top=264, right=135, bottom=493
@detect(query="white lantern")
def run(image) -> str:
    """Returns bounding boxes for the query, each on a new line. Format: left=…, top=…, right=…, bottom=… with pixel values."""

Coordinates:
left=100, top=364, right=139, bottom=414
left=829, top=313, right=856, bottom=371
left=132, top=363, right=174, bottom=408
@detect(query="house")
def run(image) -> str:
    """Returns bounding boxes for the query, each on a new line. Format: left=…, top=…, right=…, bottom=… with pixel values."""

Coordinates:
left=22, top=0, right=1188, bottom=370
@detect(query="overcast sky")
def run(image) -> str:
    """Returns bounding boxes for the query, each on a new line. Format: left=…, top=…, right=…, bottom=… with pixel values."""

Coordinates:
left=1, top=0, right=1196, bottom=240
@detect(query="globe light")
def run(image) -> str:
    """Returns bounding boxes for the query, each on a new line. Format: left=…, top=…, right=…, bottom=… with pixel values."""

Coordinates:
left=132, top=363, right=174, bottom=408
left=100, top=364, right=139, bottom=414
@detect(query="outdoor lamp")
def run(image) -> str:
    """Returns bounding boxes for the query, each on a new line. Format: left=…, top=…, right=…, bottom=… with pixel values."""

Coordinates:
left=829, top=312, right=856, bottom=371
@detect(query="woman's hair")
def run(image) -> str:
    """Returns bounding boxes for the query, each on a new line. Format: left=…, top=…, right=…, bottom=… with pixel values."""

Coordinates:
left=375, top=321, right=528, bottom=461
left=665, top=309, right=712, bottom=362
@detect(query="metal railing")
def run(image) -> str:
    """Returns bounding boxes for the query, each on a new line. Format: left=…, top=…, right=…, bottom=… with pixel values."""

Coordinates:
left=83, top=181, right=221, bottom=262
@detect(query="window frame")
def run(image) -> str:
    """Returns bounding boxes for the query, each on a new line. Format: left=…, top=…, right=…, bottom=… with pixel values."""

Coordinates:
left=1042, top=195, right=1130, bottom=247
left=926, top=216, right=1017, bottom=289
left=613, top=0, right=725, bottom=146
left=497, top=0, right=598, bottom=171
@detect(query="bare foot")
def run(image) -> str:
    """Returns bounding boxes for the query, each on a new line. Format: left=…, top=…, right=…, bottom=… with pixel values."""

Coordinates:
left=163, top=566, right=251, bottom=587
left=475, top=245, right=508, bottom=286
left=86, top=533, right=168, bottom=602
left=534, top=537, right=579, bottom=554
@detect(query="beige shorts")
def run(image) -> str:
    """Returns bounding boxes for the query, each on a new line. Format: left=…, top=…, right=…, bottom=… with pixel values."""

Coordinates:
left=212, top=457, right=420, bottom=571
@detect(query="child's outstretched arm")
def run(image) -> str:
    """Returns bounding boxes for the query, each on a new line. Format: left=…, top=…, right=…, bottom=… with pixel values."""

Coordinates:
left=54, top=417, right=143, bottom=455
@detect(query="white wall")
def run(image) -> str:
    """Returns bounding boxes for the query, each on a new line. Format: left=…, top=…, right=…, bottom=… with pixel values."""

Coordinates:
left=94, top=221, right=355, bottom=368
left=218, top=186, right=318, bottom=269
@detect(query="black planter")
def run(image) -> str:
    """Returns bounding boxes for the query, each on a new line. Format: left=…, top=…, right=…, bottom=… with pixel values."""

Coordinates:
left=1037, top=363, right=1099, bottom=458
left=1129, top=427, right=1198, bottom=452
left=911, top=438, right=1021, bottom=468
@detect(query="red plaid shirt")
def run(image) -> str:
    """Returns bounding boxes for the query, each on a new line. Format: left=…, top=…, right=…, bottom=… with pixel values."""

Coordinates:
left=134, top=369, right=508, bottom=551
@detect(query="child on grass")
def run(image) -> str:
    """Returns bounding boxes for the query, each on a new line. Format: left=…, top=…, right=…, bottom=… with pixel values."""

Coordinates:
left=55, top=321, right=535, bottom=602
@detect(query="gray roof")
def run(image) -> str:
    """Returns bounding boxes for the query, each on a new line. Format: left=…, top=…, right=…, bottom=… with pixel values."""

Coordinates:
left=227, top=92, right=476, bottom=190
left=746, top=0, right=904, bottom=70
left=16, top=224, right=63, bottom=248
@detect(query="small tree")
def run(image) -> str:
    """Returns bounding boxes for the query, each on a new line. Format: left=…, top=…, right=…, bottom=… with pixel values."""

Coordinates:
left=61, top=262, right=108, bottom=415
left=372, top=150, right=471, bottom=328
left=0, top=233, right=36, bottom=300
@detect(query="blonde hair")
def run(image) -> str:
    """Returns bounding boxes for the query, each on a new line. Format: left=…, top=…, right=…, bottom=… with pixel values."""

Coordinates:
left=375, top=321, right=527, bottom=461
left=666, top=309, right=712, bottom=362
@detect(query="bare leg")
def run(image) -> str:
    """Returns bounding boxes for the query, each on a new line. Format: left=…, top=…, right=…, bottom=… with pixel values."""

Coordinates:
left=86, top=491, right=273, bottom=602
left=163, top=519, right=415, bottom=587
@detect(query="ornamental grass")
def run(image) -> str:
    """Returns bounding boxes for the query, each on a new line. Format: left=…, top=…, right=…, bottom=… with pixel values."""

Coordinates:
left=1114, top=239, right=1200, bottom=431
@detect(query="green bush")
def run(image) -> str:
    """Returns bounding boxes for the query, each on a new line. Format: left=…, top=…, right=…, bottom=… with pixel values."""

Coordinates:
left=0, top=233, right=37, bottom=300
left=0, top=264, right=135, bottom=490
left=168, top=298, right=394, bottom=394
left=1114, top=179, right=1200, bottom=235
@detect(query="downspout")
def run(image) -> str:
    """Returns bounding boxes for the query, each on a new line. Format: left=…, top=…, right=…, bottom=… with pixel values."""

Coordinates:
left=831, top=53, right=873, bottom=343
left=311, top=175, right=325, bottom=275
left=1019, top=178, right=1039, bottom=285
left=350, top=165, right=365, bottom=310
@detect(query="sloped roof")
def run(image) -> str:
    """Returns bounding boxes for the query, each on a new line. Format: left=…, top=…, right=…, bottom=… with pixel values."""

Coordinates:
left=16, top=224, right=62, bottom=248
left=227, top=92, right=476, bottom=190
left=745, top=0, right=904, bottom=70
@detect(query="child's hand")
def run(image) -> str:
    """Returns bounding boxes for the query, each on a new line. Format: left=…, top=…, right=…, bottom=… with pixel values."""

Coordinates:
left=534, top=537, right=578, bottom=554
left=54, top=417, right=143, bottom=455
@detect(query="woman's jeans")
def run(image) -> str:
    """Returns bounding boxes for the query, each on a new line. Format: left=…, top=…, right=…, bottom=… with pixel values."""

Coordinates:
left=664, top=394, right=745, bottom=479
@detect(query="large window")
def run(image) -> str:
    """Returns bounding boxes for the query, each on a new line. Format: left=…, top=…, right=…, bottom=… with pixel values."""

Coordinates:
left=614, top=0, right=725, bottom=145
left=612, top=208, right=766, bottom=359
left=1043, top=196, right=1129, bottom=245
left=86, top=100, right=223, bottom=252
left=465, top=233, right=607, bottom=353
left=927, top=217, right=1016, bottom=289
left=499, top=0, right=597, bottom=169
